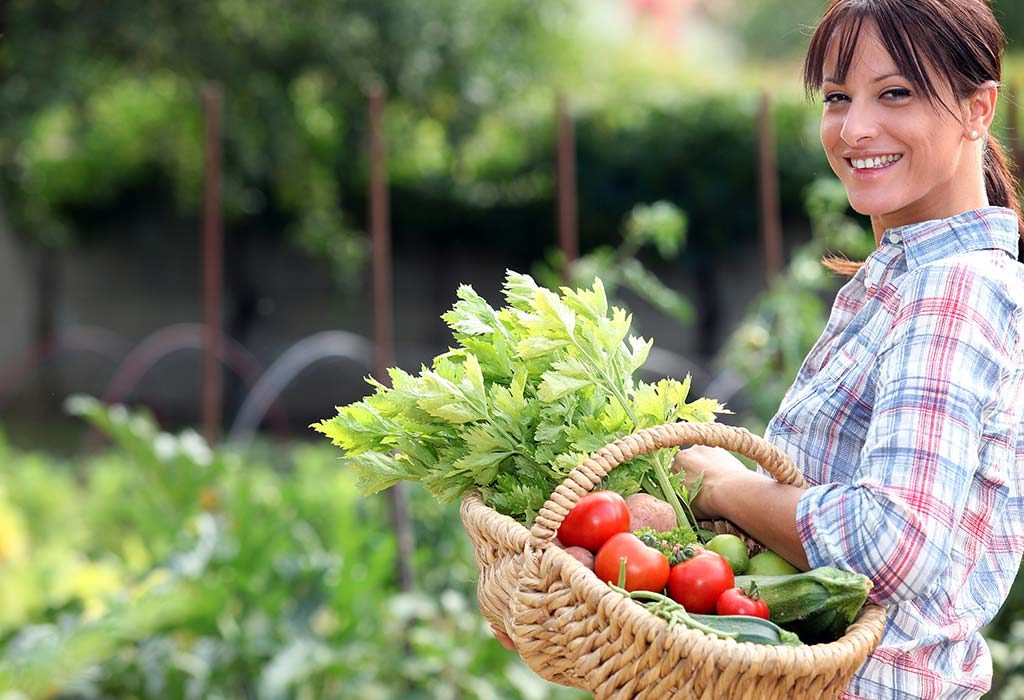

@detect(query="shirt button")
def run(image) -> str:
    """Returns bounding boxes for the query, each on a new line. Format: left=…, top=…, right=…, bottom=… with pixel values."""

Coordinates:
left=863, top=268, right=879, bottom=289
left=889, top=231, right=902, bottom=244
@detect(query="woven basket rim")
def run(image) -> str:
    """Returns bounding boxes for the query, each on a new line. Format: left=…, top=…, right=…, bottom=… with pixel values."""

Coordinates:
left=528, top=421, right=806, bottom=546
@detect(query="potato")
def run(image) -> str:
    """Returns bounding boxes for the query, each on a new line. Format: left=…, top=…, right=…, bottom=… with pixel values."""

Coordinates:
left=563, top=546, right=595, bottom=570
left=625, top=492, right=677, bottom=532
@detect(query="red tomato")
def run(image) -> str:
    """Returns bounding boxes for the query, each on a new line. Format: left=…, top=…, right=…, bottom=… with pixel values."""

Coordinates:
left=557, top=491, right=631, bottom=552
left=594, top=532, right=670, bottom=592
left=715, top=587, right=770, bottom=619
left=667, top=548, right=734, bottom=614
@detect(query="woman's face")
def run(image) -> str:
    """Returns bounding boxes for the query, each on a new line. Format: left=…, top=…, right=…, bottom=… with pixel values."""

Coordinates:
left=819, top=20, right=977, bottom=233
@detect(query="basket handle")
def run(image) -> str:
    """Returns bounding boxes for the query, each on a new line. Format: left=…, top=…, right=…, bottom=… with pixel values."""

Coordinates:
left=528, top=421, right=806, bottom=546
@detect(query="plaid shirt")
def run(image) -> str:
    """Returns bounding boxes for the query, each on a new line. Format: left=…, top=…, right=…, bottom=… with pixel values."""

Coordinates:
left=765, top=207, right=1024, bottom=699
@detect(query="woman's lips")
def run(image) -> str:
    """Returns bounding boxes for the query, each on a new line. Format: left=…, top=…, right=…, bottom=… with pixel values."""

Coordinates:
left=844, top=154, right=902, bottom=180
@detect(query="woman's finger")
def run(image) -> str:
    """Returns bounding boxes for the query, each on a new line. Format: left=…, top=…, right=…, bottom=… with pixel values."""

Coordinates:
left=490, top=624, right=516, bottom=650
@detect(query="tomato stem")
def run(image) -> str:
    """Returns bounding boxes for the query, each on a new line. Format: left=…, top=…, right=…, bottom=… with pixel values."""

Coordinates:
left=617, top=556, right=627, bottom=588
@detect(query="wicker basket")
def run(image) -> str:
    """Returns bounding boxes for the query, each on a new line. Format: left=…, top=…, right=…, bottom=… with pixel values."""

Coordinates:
left=460, top=421, right=888, bottom=699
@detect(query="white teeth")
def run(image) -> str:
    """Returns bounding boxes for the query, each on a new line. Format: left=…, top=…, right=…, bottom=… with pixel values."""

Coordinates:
left=851, top=154, right=902, bottom=169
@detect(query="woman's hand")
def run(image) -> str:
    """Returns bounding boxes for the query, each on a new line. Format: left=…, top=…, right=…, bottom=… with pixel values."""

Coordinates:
left=490, top=623, right=516, bottom=650
left=672, top=445, right=811, bottom=571
left=671, top=445, right=752, bottom=520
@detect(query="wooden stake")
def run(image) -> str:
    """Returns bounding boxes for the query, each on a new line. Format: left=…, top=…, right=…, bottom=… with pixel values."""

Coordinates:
left=758, top=92, right=783, bottom=283
left=556, top=92, right=579, bottom=283
left=368, top=85, right=415, bottom=593
left=201, top=83, right=224, bottom=445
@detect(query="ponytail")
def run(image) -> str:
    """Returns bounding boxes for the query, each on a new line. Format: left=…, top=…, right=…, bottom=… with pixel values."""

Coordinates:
left=821, top=255, right=864, bottom=276
left=982, top=134, right=1024, bottom=261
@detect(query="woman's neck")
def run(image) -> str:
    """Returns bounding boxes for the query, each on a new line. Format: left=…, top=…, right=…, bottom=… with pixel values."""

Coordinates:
left=869, top=154, right=990, bottom=245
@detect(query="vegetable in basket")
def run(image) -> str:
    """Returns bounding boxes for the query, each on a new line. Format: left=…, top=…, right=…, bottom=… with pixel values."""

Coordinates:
left=313, top=270, right=728, bottom=525
left=734, top=567, right=872, bottom=643
left=666, top=545, right=735, bottom=614
left=557, top=490, right=631, bottom=551
left=634, top=525, right=698, bottom=564
left=624, top=492, right=677, bottom=531
left=747, top=550, right=800, bottom=576
left=705, top=533, right=750, bottom=574
left=716, top=587, right=771, bottom=619
left=614, top=586, right=801, bottom=646
left=594, top=532, right=671, bottom=592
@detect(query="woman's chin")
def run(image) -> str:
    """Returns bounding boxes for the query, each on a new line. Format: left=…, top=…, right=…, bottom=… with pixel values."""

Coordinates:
left=845, top=196, right=895, bottom=219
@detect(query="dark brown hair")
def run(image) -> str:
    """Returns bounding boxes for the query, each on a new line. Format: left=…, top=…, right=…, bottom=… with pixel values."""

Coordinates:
left=803, top=0, right=1024, bottom=273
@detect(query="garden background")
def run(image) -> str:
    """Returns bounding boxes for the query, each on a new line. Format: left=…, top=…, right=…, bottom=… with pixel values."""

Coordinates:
left=2, top=1, right=1024, bottom=697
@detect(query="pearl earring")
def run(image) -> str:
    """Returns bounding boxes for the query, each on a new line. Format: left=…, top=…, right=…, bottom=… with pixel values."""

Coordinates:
left=970, top=129, right=980, bottom=139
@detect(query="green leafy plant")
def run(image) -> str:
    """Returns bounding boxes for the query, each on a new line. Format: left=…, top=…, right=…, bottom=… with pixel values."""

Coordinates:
left=314, top=270, right=727, bottom=527
left=0, top=400, right=585, bottom=699
left=535, top=200, right=695, bottom=326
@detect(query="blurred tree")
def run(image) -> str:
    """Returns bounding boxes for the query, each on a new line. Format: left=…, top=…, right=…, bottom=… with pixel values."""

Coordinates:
left=993, top=0, right=1024, bottom=50
left=723, top=0, right=825, bottom=61
left=721, top=0, right=1024, bottom=60
left=0, top=0, right=578, bottom=349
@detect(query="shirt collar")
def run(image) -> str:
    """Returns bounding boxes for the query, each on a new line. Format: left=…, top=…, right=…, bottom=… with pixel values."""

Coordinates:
left=881, top=206, right=1020, bottom=269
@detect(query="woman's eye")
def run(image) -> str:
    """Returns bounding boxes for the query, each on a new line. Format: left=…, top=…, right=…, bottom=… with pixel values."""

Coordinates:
left=882, top=88, right=912, bottom=100
left=823, top=92, right=849, bottom=104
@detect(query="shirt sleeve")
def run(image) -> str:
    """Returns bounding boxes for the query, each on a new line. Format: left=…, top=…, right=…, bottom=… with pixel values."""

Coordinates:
left=795, top=264, right=1015, bottom=606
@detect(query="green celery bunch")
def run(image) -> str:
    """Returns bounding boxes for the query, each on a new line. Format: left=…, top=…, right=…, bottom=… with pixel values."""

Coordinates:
left=313, top=270, right=728, bottom=524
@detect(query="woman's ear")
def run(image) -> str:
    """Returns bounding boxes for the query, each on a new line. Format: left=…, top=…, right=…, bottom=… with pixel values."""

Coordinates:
left=965, top=81, right=999, bottom=138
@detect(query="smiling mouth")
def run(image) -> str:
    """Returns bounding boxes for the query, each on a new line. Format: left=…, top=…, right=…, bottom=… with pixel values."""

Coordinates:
left=846, top=154, right=903, bottom=170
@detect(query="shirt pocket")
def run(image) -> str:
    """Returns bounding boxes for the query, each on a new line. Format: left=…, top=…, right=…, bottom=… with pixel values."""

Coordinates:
left=768, top=343, right=871, bottom=438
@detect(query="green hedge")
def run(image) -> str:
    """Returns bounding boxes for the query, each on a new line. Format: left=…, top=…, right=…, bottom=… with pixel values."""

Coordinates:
left=13, top=68, right=1024, bottom=280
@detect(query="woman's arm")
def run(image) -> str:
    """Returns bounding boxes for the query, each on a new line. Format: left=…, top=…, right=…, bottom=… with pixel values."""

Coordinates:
left=673, top=447, right=810, bottom=571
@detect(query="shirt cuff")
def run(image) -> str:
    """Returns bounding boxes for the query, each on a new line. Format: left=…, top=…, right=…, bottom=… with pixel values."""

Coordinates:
left=795, top=483, right=840, bottom=570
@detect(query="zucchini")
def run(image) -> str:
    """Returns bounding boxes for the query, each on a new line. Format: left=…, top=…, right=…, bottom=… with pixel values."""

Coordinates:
left=688, top=613, right=802, bottom=646
left=734, top=567, right=872, bottom=643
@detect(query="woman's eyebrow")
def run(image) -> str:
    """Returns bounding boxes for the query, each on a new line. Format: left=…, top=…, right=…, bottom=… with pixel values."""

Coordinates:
left=822, top=71, right=906, bottom=84
left=871, top=71, right=906, bottom=83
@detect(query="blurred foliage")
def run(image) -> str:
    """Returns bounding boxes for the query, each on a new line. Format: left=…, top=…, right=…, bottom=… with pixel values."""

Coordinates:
left=987, top=559, right=1024, bottom=697
left=1001, top=1, right=1024, bottom=52
left=718, top=178, right=875, bottom=433
left=535, top=200, right=694, bottom=326
left=570, top=93, right=826, bottom=255
left=727, top=0, right=825, bottom=61
left=380, top=91, right=829, bottom=274
left=1, top=383, right=1022, bottom=696
left=4, top=0, right=1024, bottom=289
left=991, top=617, right=1024, bottom=699
left=0, top=398, right=583, bottom=699
left=0, top=0, right=843, bottom=287
left=721, top=0, right=1024, bottom=60
left=0, top=0, right=578, bottom=285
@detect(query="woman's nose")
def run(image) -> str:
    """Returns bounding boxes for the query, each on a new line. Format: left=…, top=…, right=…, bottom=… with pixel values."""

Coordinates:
left=840, top=100, right=879, bottom=146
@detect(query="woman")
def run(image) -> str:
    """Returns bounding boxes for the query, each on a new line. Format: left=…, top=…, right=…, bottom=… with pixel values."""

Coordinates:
left=674, top=0, right=1024, bottom=697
